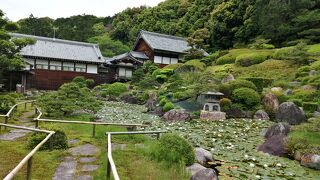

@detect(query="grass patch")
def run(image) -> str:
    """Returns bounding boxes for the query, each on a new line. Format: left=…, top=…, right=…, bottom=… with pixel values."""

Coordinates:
left=307, top=44, right=320, bottom=55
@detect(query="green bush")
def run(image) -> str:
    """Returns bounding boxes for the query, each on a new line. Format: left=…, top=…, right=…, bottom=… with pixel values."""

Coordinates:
left=137, top=75, right=159, bottom=89
left=72, top=76, right=94, bottom=88
left=273, top=42, right=309, bottom=64
left=101, top=82, right=127, bottom=97
left=131, top=68, right=145, bottom=84
left=184, top=60, right=206, bottom=71
left=162, top=63, right=183, bottom=70
left=159, top=98, right=169, bottom=106
left=245, top=77, right=274, bottom=92
left=231, top=88, right=260, bottom=110
left=219, top=98, right=232, bottom=111
left=163, top=102, right=174, bottom=112
left=216, top=54, right=236, bottom=65
left=229, top=79, right=257, bottom=91
left=27, top=126, right=68, bottom=150
left=151, top=133, right=195, bottom=166
left=302, top=102, right=318, bottom=112
left=0, top=95, right=15, bottom=113
left=235, top=53, right=268, bottom=67
left=271, top=90, right=289, bottom=104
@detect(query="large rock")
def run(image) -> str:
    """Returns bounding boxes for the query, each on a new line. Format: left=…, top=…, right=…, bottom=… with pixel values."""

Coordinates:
left=300, top=85, right=315, bottom=90
left=271, top=87, right=283, bottom=92
left=200, top=111, right=226, bottom=120
left=284, top=89, right=293, bottom=96
left=258, top=134, right=287, bottom=156
left=195, top=147, right=214, bottom=168
left=163, top=109, right=191, bottom=121
left=190, top=168, right=218, bottom=180
left=186, top=163, right=206, bottom=175
left=253, top=110, right=270, bottom=120
left=264, top=123, right=291, bottom=139
left=262, top=93, right=279, bottom=113
left=145, top=92, right=157, bottom=112
left=276, top=102, right=307, bottom=125
left=121, top=94, right=139, bottom=104
left=221, top=74, right=234, bottom=84
left=300, top=154, right=320, bottom=170
left=151, top=106, right=165, bottom=117
left=225, top=107, right=244, bottom=118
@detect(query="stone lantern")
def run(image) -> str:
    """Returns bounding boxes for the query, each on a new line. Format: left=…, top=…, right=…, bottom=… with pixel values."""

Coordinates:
left=199, top=91, right=226, bottom=120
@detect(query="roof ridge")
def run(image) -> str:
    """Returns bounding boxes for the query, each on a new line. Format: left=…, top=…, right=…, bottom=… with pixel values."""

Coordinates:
left=10, top=33, right=99, bottom=47
left=140, top=30, right=186, bottom=41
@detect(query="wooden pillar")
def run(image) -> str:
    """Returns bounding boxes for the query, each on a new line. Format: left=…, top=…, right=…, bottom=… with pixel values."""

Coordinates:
left=92, top=124, right=96, bottom=137
left=26, top=157, right=33, bottom=180
left=107, top=161, right=111, bottom=179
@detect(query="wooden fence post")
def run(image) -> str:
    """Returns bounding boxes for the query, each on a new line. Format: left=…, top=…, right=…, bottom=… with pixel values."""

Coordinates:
left=26, top=157, right=33, bottom=180
left=35, top=120, right=39, bottom=128
left=4, top=116, right=8, bottom=130
left=92, top=124, right=96, bottom=137
left=157, top=133, right=160, bottom=140
left=107, top=161, right=111, bottom=180
left=25, top=102, right=27, bottom=110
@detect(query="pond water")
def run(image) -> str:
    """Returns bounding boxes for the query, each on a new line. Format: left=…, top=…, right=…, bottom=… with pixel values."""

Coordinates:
left=97, top=101, right=320, bottom=179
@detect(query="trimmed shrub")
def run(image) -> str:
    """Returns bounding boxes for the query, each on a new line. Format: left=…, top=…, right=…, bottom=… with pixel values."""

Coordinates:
left=184, top=60, right=206, bottom=71
left=151, top=133, right=195, bottom=166
left=159, top=98, right=169, bottom=106
left=219, top=98, right=232, bottom=111
left=0, top=95, right=15, bottom=113
left=228, top=79, right=257, bottom=91
left=163, top=102, right=174, bottom=112
left=163, top=63, right=183, bottom=70
left=103, top=82, right=127, bottom=97
left=137, top=75, right=159, bottom=89
left=216, top=54, right=236, bottom=65
left=272, top=90, right=289, bottom=104
left=235, top=53, right=268, bottom=67
left=245, top=77, right=274, bottom=92
left=231, top=88, right=260, bottom=110
left=302, top=102, right=318, bottom=112
left=28, top=126, right=68, bottom=150
left=273, top=42, right=309, bottom=64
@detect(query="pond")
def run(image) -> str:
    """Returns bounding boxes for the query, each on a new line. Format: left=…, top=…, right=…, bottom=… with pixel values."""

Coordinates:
left=97, top=101, right=320, bottom=179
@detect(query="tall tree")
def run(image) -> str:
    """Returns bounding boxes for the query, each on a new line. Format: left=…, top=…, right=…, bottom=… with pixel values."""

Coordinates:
left=17, top=14, right=54, bottom=37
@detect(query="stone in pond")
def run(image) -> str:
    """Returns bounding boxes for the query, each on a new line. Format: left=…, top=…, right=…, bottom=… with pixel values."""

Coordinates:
left=186, top=163, right=206, bottom=176
left=194, top=147, right=214, bottom=168
left=258, top=134, right=287, bottom=157
left=200, top=111, right=226, bottom=120
left=253, top=110, right=270, bottom=120
left=276, top=102, right=307, bottom=125
left=121, top=94, right=139, bottom=104
left=145, top=92, right=157, bottom=111
left=300, top=154, right=320, bottom=170
left=190, top=168, right=218, bottom=180
left=264, top=122, right=290, bottom=139
left=163, top=109, right=191, bottom=121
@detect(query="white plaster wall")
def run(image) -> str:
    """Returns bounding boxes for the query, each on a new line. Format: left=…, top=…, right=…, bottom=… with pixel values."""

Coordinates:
left=87, top=64, right=98, bottom=74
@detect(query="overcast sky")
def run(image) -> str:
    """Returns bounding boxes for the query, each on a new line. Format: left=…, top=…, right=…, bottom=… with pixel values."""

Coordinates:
left=1, top=0, right=165, bottom=21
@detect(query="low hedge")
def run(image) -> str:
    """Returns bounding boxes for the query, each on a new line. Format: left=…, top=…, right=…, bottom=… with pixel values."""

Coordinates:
left=216, top=54, right=236, bottom=65
left=245, top=77, right=274, bottom=92
left=231, top=88, right=260, bottom=110
left=235, top=53, right=268, bottom=67
left=0, top=95, right=16, bottom=114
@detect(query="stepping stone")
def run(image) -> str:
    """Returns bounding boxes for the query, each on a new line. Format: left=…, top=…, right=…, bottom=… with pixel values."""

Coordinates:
left=0, top=132, right=27, bottom=141
left=80, top=165, right=99, bottom=172
left=76, top=175, right=93, bottom=180
left=69, top=144, right=99, bottom=156
left=53, top=156, right=77, bottom=180
left=79, top=157, right=97, bottom=163
left=10, top=129, right=31, bottom=133
left=68, top=139, right=80, bottom=146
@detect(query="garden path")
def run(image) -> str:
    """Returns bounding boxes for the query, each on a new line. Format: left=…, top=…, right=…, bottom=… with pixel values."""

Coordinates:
left=0, top=110, right=35, bottom=141
left=53, top=142, right=100, bottom=180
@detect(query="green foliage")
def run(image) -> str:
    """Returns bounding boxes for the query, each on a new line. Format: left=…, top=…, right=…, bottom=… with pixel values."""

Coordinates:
left=150, top=133, right=194, bottom=166
left=271, top=90, right=289, bottom=104
left=102, top=82, right=127, bottom=97
left=131, top=68, right=145, bottom=84
left=286, top=118, right=320, bottom=157
left=248, top=38, right=275, bottom=49
left=235, top=53, right=268, bottom=67
left=185, top=28, right=209, bottom=60
left=88, top=33, right=130, bottom=57
left=17, top=15, right=54, bottom=37
left=184, top=60, right=206, bottom=71
left=231, top=88, right=260, bottom=110
left=163, top=102, right=174, bottom=112
left=302, top=102, right=318, bottom=112
left=245, top=77, right=274, bottom=93
left=162, top=63, right=183, bottom=70
left=137, top=75, right=159, bottom=89
left=273, top=42, right=309, bottom=64
left=307, top=44, right=320, bottom=55
left=72, top=76, right=94, bottom=88
left=216, top=54, right=236, bottom=65
left=27, top=124, right=68, bottom=150
left=228, top=79, right=257, bottom=91
left=37, top=81, right=102, bottom=117
left=0, top=95, right=15, bottom=113
left=159, top=98, right=169, bottom=107
left=288, top=99, right=303, bottom=107
left=219, top=98, right=232, bottom=111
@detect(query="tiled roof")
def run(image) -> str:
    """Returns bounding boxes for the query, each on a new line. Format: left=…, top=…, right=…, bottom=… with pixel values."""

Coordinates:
left=10, top=33, right=104, bottom=63
left=134, top=30, right=190, bottom=53
left=105, top=51, right=147, bottom=64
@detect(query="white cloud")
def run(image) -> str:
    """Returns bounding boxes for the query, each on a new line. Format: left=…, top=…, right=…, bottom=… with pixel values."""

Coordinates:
left=1, top=0, right=165, bottom=21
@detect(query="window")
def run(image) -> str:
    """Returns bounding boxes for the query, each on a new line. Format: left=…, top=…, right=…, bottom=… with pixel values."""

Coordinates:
left=153, top=55, right=178, bottom=65
left=118, top=67, right=132, bottom=78
left=35, top=60, right=49, bottom=69
left=50, top=61, right=62, bottom=71
left=63, top=62, right=74, bottom=71
left=75, top=63, right=86, bottom=72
